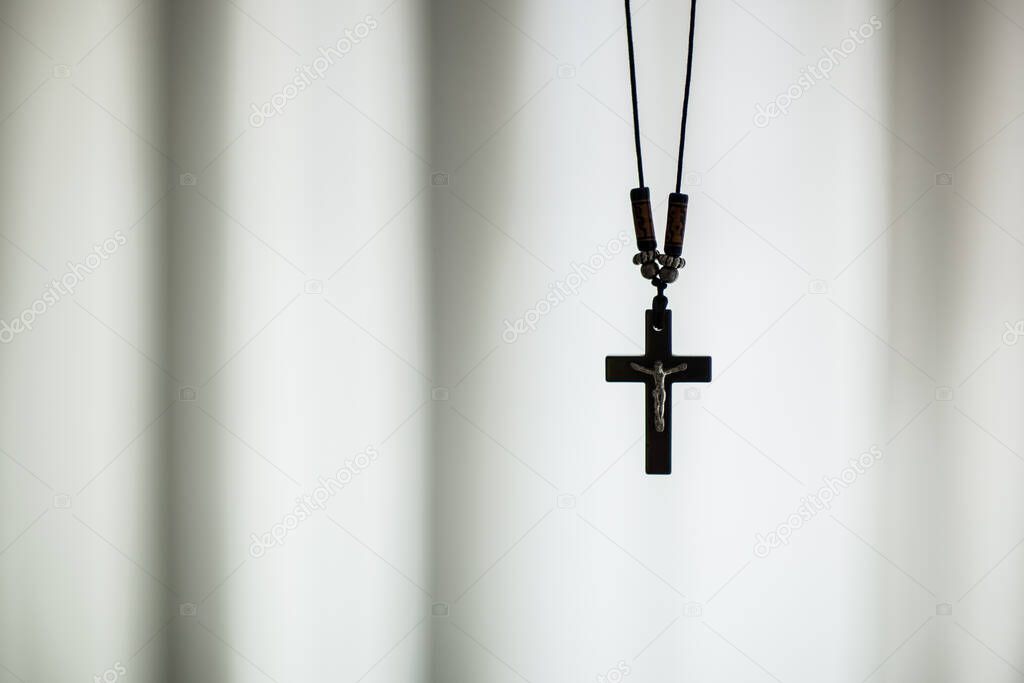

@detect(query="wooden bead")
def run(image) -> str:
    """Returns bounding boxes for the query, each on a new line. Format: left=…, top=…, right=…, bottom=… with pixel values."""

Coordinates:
left=630, top=188, right=657, bottom=252
left=663, top=192, right=688, bottom=257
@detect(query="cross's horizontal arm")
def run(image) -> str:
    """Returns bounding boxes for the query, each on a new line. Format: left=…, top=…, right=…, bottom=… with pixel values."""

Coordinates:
left=606, top=356, right=711, bottom=383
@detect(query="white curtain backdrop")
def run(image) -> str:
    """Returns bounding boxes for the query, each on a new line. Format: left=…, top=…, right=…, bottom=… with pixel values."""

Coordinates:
left=1, top=0, right=1023, bottom=681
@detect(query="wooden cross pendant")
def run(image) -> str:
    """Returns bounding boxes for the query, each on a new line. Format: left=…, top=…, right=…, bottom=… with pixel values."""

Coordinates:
left=606, top=308, right=711, bottom=475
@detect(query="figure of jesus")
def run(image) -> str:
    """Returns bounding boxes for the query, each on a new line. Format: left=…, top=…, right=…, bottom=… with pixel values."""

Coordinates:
left=630, top=361, right=689, bottom=432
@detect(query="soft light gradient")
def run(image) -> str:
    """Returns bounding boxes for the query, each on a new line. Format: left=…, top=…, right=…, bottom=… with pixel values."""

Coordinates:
left=0, top=0, right=1022, bottom=681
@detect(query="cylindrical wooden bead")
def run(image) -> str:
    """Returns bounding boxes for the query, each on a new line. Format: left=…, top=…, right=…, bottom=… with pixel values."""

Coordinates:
left=630, top=187, right=657, bottom=252
left=663, top=192, right=688, bottom=257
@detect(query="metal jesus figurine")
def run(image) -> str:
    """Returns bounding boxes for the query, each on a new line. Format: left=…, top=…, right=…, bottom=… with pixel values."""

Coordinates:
left=629, top=361, right=689, bottom=432
left=606, top=308, right=711, bottom=474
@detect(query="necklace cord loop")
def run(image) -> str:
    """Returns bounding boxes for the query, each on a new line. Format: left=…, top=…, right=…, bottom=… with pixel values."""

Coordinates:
left=674, top=0, right=698, bottom=194
left=624, top=0, right=698, bottom=286
left=624, top=0, right=698, bottom=196
left=624, top=0, right=645, bottom=188
left=652, top=284, right=668, bottom=330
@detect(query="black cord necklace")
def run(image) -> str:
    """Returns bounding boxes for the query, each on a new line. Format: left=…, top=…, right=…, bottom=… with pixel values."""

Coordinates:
left=626, top=0, right=697, bottom=286
left=606, top=0, right=712, bottom=476
left=627, top=0, right=696, bottom=193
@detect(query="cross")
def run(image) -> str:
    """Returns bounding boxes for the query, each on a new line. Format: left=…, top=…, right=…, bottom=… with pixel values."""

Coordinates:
left=606, top=308, right=711, bottom=475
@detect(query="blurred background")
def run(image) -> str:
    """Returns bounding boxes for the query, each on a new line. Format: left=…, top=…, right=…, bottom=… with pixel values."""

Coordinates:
left=0, top=0, right=1023, bottom=680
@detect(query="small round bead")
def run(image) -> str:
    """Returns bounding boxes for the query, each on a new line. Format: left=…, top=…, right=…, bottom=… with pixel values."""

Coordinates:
left=632, top=253, right=642, bottom=265
left=659, top=266, right=679, bottom=283
left=640, top=262, right=659, bottom=279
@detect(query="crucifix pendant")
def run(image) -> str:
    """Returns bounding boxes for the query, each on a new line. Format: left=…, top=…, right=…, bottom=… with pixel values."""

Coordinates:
left=606, top=308, right=711, bottom=475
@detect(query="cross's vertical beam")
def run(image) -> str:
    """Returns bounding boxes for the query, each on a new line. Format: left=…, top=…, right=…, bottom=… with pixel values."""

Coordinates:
left=644, top=310, right=674, bottom=473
